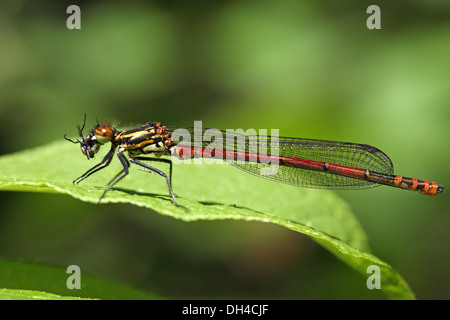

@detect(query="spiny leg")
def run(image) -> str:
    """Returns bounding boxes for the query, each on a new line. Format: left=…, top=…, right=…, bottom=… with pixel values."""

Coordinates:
left=107, top=168, right=125, bottom=186
left=74, top=147, right=115, bottom=185
left=129, top=157, right=179, bottom=207
left=133, top=156, right=173, bottom=187
left=98, top=152, right=130, bottom=203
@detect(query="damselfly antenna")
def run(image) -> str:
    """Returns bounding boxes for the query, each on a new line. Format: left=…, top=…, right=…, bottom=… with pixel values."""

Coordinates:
left=77, top=112, right=87, bottom=138
left=64, top=113, right=87, bottom=144
left=63, top=134, right=78, bottom=144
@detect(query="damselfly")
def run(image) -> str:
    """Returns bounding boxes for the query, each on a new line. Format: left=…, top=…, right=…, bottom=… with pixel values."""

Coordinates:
left=65, top=114, right=444, bottom=206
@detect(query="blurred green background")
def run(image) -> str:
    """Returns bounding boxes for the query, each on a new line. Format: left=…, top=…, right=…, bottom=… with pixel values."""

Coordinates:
left=0, top=0, right=449, bottom=299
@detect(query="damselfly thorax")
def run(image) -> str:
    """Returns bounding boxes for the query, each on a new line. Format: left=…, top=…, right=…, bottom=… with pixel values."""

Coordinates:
left=114, top=122, right=175, bottom=157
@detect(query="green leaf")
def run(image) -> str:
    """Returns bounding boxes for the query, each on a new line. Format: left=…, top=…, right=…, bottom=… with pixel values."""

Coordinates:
left=0, top=259, right=160, bottom=300
left=0, top=288, right=91, bottom=300
left=0, top=141, right=415, bottom=299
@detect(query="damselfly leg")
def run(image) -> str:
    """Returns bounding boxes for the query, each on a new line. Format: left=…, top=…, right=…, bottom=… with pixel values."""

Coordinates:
left=99, top=152, right=130, bottom=203
left=130, top=157, right=179, bottom=207
left=133, top=157, right=174, bottom=187
left=73, top=147, right=115, bottom=185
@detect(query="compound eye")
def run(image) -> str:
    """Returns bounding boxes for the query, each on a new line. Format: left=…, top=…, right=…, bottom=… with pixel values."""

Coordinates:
left=95, top=125, right=114, bottom=144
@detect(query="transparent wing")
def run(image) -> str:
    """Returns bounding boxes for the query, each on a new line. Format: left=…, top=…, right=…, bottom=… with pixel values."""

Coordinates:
left=167, top=127, right=394, bottom=190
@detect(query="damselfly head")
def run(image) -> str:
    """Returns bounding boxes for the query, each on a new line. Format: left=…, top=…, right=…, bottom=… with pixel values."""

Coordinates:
left=79, top=132, right=101, bottom=159
left=64, top=113, right=104, bottom=160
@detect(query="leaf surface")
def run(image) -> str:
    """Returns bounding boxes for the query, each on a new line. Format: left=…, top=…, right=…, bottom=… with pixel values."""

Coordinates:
left=0, top=141, right=415, bottom=299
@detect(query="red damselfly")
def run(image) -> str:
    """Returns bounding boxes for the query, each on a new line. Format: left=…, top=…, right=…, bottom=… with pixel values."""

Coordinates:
left=65, top=114, right=444, bottom=207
